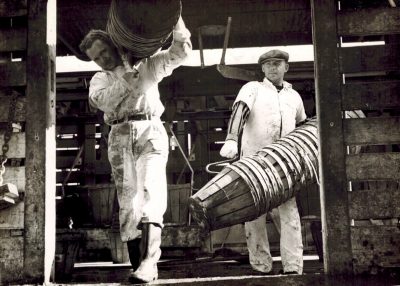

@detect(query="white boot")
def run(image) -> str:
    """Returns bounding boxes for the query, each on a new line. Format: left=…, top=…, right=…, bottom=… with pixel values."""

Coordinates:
left=129, top=223, right=162, bottom=283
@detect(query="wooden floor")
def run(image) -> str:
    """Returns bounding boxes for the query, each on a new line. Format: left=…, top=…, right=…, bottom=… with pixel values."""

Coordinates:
left=52, top=256, right=399, bottom=286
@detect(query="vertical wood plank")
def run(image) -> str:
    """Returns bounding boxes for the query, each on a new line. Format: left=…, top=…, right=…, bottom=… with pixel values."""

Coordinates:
left=84, top=123, right=96, bottom=185
left=311, top=0, right=353, bottom=275
left=25, top=0, right=56, bottom=283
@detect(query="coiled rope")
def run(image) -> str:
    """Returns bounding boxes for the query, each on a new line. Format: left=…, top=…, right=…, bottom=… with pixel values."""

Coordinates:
left=106, top=0, right=180, bottom=58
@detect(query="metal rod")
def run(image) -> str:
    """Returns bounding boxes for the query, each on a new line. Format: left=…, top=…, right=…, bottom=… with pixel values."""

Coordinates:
left=220, top=17, right=232, bottom=65
left=167, top=123, right=194, bottom=226
left=198, top=28, right=205, bottom=68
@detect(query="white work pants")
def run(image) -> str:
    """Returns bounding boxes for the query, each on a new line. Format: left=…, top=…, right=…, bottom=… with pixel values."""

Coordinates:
left=244, top=197, right=303, bottom=273
left=108, top=118, right=168, bottom=242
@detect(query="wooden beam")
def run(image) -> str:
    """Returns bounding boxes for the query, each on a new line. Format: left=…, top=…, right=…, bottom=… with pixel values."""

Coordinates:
left=0, top=95, right=26, bottom=122
left=311, top=0, right=353, bottom=275
left=346, top=153, right=400, bottom=181
left=0, top=229, right=24, bottom=284
left=83, top=123, right=97, bottom=185
left=3, top=166, right=25, bottom=192
left=0, top=201, right=24, bottom=229
left=0, top=62, right=26, bottom=87
left=0, top=0, right=27, bottom=17
left=0, top=132, right=25, bottom=158
left=0, top=28, right=27, bottom=52
left=338, top=7, right=400, bottom=37
left=24, top=0, right=56, bottom=283
left=343, top=117, right=400, bottom=145
left=161, top=225, right=206, bottom=248
left=342, top=80, right=400, bottom=110
left=351, top=225, right=400, bottom=273
left=340, top=44, right=400, bottom=73
left=349, top=187, right=400, bottom=220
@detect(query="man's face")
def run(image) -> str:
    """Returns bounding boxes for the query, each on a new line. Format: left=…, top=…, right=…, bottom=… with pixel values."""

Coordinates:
left=261, top=59, right=289, bottom=85
left=85, top=39, right=121, bottom=71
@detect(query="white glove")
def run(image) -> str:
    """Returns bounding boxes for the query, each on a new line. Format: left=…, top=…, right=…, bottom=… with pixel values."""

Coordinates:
left=220, top=140, right=238, bottom=159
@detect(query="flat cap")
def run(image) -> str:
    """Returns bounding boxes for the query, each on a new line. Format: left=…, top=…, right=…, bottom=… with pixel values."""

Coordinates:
left=258, top=49, right=289, bottom=65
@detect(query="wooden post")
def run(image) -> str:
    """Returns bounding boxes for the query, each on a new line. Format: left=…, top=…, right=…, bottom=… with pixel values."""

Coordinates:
left=25, top=0, right=56, bottom=283
left=311, top=0, right=353, bottom=275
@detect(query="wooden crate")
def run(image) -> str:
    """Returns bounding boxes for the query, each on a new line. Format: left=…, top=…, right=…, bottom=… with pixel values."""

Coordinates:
left=78, top=184, right=117, bottom=227
left=164, top=184, right=191, bottom=225
left=108, top=229, right=130, bottom=264
left=54, top=229, right=85, bottom=282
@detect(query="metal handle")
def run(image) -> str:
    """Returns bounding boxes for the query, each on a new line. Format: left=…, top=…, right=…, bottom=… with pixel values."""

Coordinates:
left=206, top=157, right=238, bottom=174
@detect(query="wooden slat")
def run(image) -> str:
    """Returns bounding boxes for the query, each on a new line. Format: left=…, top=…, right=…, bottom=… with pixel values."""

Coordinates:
left=0, top=201, right=24, bottom=229
left=0, top=95, right=26, bottom=122
left=342, top=80, right=400, bottom=110
left=57, top=156, right=81, bottom=169
left=56, top=91, right=88, bottom=102
left=340, top=44, right=400, bottom=73
left=349, top=187, right=400, bottom=220
left=351, top=225, right=400, bottom=273
left=311, top=0, right=353, bottom=275
left=346, top=153, right=400, bottom=181
left=161, top=225, right=205, bottom=248
left=0, top=132, right=25, bottom=158
left=338, top=7, right=400, bottom=37
left=3, top=166, right=25, bottom=192
left=56, top=124, right=79, bottom=134
left=0, top=62, right=26, bottom=86
left=344, top=117, right=400, bottom=145
left=0, top=28, right=26, bottom=52
left=56, top=171, right=82, bottom=184
left=56, top=138, right=80, bottom=148
left=0, top=0, right=27, bottom=17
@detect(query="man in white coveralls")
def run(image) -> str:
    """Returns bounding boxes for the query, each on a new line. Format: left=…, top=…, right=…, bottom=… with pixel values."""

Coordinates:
left=220, top=49, right=306, bottom=275
left=80, top=16, right=191, bottom=283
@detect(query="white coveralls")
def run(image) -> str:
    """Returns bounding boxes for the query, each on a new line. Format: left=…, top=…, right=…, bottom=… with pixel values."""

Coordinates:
left=88, top=28, right=191, bottom=242
left=232, top=78, right=306, bottom=274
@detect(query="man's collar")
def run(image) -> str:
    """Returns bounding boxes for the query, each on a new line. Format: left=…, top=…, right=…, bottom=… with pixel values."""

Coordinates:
left=262, top=78, right=292, bottom=89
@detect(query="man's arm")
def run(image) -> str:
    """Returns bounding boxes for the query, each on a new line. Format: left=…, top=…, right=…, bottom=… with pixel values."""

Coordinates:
left=226, top=101, right=250, bottom=142
left=148, top=16, right=192, bottom=82
left=89, top=70, right=134, bottom=113
left=220, top=101, right=250, bottom=158
left=294, top=91, right=307, bottom=126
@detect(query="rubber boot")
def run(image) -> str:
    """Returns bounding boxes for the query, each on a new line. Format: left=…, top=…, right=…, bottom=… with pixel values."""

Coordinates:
left=129, top=223, right=162, bottom=284
left=126, top=238, right=141, bottom=271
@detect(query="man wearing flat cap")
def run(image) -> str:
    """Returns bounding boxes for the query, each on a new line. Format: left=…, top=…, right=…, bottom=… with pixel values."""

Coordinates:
left=220, top=49, right=306, bottom=275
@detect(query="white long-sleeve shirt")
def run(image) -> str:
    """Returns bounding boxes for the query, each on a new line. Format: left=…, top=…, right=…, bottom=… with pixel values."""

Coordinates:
left=226, top=78, right=306, bottom=156
left=89, top=27, right=192, bottom=125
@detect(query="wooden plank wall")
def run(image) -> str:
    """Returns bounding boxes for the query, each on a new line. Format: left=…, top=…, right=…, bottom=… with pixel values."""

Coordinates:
left=339, top=4, right=400, bottom=274
left=312, top=0, right=400, bottom=275
left=0, top=0, right=57, bottom=283
left=0, top=1, right=27, bottom=283
left=56, top=74, right=113, bottom=229
left=25, top=0, right=57, bottom=283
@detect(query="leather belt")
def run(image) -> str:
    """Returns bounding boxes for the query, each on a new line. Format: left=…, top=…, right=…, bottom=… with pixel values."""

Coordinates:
left=109, top=114, right=152, bottom=125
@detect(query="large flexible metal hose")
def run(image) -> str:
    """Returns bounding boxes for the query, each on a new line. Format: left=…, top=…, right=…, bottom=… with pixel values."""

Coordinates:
left=189, top=117, right=319, bottom=231
left=106, top=0, right=181, bottom=59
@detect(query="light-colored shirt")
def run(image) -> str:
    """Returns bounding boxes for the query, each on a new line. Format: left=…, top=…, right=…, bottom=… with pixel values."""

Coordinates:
left=231, top=78, right=306, bottom=156
left=88, top=27, right=192, bottom=125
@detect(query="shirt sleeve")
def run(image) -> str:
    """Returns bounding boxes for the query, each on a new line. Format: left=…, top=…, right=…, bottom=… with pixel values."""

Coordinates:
left=147, top=25, right=192, bottom=83
left=226, top=101, right=250, bottom=142
left=88, top=72, right=133, bottom=114
left=295, top=91, right=307, bottom=124
left=233, top=82, right=258, bottom=111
